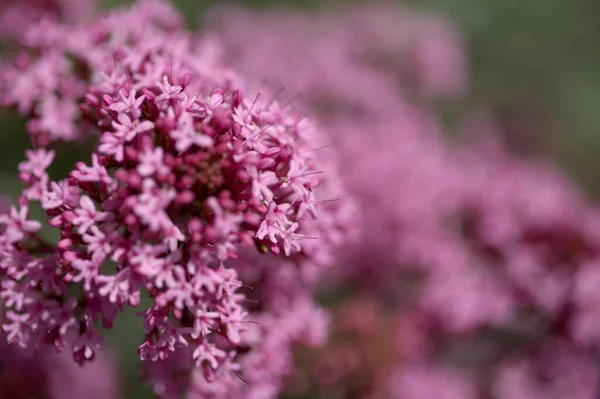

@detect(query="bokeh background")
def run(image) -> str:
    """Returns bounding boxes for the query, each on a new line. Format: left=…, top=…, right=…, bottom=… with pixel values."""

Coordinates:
left=101, top=0, right=600, bottom=193
left=2, top=0, right=600, bottom=397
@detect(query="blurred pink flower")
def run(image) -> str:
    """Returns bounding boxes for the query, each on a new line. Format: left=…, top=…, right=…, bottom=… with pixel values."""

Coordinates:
left=203, top=3, right=600, bottom=399
left=0, top=0, right=96, bottom=41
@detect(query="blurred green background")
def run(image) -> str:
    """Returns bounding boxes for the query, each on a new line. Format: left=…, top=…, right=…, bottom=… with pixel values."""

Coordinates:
left=1, top=0, right=600, bottom=397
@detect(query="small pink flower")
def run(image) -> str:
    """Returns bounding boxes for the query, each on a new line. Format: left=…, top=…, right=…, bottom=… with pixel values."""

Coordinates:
left=71, top=154, right=113, bottom=185
left=19, top=148, right=55, bottom=178
left=170, top=111, right=213, bottom=152
left=190, top=305, right=220, bottom=339
left=193, top=339, right=227, bottom=369
left=70, top=258, right=100, bottom=291
left=155, top=75, right=185, bottom=109
left=0, top=204, right=42, bottom=243
left=137, top=146, right=171, bottom=177
left=108, top=88, right=146, bottom=119
left=41, top=180, right=79, bottom=209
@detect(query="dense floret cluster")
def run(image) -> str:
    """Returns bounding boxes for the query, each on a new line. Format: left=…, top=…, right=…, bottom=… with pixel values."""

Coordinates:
left=0, top=1, right=353, bottom=397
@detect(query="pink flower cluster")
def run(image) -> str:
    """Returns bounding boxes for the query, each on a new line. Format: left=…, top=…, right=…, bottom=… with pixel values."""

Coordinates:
left=0, top=0, right=352, bottom=397
left=4, top=0, right=599, bottom=397
left=208, top=3, right=600, bottom=399
left=207, top=1, right=467, bottom=116
left=0, top=0, right=96, bottom=41
left=0, top=339, right=121, bottom=399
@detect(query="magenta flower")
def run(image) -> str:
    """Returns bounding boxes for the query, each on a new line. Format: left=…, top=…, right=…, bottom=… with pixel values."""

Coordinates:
left=19, top=148, right=55, bottom=179
left=137, top=146, right=171, bottom=177
left=0, top=203, right=42, bottom=244
left=155, top=75, right=187, bottom=109
left=109, top=88, right=147, bottom=119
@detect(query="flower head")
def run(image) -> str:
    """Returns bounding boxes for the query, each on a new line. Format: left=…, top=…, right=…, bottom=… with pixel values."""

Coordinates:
left=0, top=1, right=353, bottom=398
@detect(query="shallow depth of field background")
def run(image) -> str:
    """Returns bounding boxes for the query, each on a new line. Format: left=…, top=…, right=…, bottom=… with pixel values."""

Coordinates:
left=1, top=0, right=600, bottom=397
left=153, top=0, right=600, bottom=194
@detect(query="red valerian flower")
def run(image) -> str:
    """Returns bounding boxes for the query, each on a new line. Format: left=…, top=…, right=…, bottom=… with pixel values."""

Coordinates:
left=0, top=1, right=355, bottom=398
